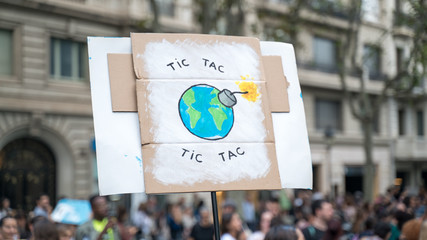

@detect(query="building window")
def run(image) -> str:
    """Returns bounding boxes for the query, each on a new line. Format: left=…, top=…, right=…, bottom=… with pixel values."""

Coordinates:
left=157, top=0, right=175, bottom=17
left=0, top=29, right=13, bottom=76
left=345, top=166, right=364, bottom=194
left=372, top=110, right=380, bottom=134
left=398, top=109, right=405, bottom=136
left=363, top=45, right=381, bottom=80
left=396, top=47, right=404, bottom=74
left=50, top=38, right=87, bottom=81
left=362, top=0, right=380, bottom=22
left=417, top=110, right=424, bottom=136
left=313, top=36, right=337, bottom=73
left=315, top=99, right=342, bottom=131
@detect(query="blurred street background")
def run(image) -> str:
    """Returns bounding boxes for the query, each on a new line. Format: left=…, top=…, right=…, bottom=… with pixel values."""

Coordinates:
left=0, top=0, right=426, bottom=239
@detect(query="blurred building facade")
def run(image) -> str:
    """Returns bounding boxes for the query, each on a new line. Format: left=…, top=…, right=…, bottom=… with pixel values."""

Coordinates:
left=0, top=0, right=425, bottom=210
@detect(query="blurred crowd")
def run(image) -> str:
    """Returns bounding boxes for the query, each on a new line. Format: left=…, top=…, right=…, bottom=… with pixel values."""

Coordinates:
left=0, top=185, right=427, bottom=240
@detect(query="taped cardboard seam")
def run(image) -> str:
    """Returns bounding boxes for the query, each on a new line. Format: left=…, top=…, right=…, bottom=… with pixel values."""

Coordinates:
left=109, top=54, right=290, bottom=113
left=141, top=142, right=281, bottom=194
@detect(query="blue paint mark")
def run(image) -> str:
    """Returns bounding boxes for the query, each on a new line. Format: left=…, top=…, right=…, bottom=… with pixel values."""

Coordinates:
left=300, top=92, right=303, bottom=98
left=89, top=57, right=92, bottom=60
left=136, top=156, right=142, bottom=173
left=124, top=154, right=128, bottom=157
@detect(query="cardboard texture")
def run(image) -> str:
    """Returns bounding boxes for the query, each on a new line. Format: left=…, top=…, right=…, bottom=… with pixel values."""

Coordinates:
left=87, top=37, right=144, bottom=196
left=108, top=54, right=137, bottom=112
left=261, top=41, right=312, bottom=189
left=109, top=54, right=290, bottom=113
left=131, top=33, right=281, bottom=193
left=88, top=36, right=312, bottom=196
left=142, top=142, right=281, bottom=194
left=136, top=80, right=275, bottom=145
left=263, top=56, right=290, bottom=112
left=131, top=33, right=266, bottom=80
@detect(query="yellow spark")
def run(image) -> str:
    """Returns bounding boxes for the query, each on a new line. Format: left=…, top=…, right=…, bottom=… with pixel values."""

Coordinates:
left=236, top=81, right=260, bottom=102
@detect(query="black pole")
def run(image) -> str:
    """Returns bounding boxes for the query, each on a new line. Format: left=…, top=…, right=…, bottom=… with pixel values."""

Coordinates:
left=211, top=191, right=221, bottom=240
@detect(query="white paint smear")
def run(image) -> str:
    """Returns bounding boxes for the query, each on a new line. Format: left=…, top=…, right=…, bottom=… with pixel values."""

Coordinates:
left=150, top=143, right=271, bottom=185
left=142, top=40, right=261, bottom=80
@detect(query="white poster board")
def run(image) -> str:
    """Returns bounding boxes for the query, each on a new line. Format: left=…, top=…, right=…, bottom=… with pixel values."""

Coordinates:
left=88, top=37, right=312, bottom=195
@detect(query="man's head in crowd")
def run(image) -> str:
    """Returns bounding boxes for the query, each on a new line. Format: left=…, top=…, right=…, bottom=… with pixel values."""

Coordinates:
left=311, top=199, right=334, bottom=222
left=89, top=195, right=109, bottom=221
left=36, top=194, right=50, bottom=209
left=199, top=207, right=211, bottom=227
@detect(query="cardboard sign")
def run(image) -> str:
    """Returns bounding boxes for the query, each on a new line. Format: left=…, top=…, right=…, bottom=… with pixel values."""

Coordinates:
left=88, top=37, right=145, bottom=195
left=261, top=42, right=312, bottom=189
left=131, top=34, right=280, bottom=193
left=51, top=199, right=91, bottom=225
left=87, top=36, right=312, bottom=196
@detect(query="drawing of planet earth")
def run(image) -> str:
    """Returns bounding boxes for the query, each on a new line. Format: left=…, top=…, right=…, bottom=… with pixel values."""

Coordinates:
left=179, top=84, right=234, bottom=140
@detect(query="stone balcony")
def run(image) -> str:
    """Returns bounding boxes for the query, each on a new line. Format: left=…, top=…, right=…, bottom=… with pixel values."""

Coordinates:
left=396, top=136, right=427, bottom=161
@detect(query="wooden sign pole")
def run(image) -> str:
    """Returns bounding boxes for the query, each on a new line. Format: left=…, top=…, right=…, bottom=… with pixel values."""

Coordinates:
left=211, top=191, right=221, bottom=240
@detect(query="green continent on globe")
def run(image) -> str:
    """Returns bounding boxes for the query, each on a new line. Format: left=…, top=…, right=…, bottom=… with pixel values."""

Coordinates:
left=208, top=88, right=228, bottom=131
left=182, top=88, right=201, bottom=129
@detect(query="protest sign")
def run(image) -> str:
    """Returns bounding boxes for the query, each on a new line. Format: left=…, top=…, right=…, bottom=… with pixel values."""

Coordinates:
left=88, top=37, right=144, bottom=195
left=51, top=199, right=91, bottom=225
left=131, top=34, right=281, bottom=193
left=87, top=35, right=312, bottom=195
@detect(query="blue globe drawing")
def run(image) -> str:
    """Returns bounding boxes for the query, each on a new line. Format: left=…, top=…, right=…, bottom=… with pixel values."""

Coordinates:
left=179, top=84, right=234, bottom=140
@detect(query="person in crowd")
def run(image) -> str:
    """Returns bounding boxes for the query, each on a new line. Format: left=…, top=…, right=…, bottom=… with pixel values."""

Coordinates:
left=0, top=198, right=13, bottom=219
left=402, top=195, right=418, bottom=217
left=419, top=207, right=427, bottom=240
left=222, top=199, right=237, bottom=215
left=395, top=207, right=413, bottom=233
left=182, top=205, right=196, bottom=239
left=193, top=198, right=205, bottom=222
left=57, top=224, right=75, bottom=240
left=220, top=212, right=245, bottom=240
left=167, top=204, right=184, bottom=240
left=117, top=206, right=137, bottom=240
left=360, top=221, right=391, bottom=240
left=265, top=198, right=281, bottom=217
left=33, top=219, right=59, bottom=240
left=400, top=216, right=422, bottom=240
left=321, top=217, right=343, bottom=240
left=33, top=194, right=52, bottom=219
left=189, top=207, right=214, bottom=240
left=342, top=194, right=357, bottom=225
left=302, top=199, right=334, bottom=240
left=0, top=216, right=18, bottom=240
left=28, top=215, right=48, bottom=240
left=15, top=210, right=30, bottom=239
left=133, top=202, right=156, bottom=240
left=349, top=209, right=366, bottom=239
left=359, top=217, right=376, bottom=239
left=247, top=210, right=273, bottom=240
left=241, top=194, right=256, bottom=232
left=264, top=225, right=304, bottom=240
left=75, top=195, right=121, bottom=240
